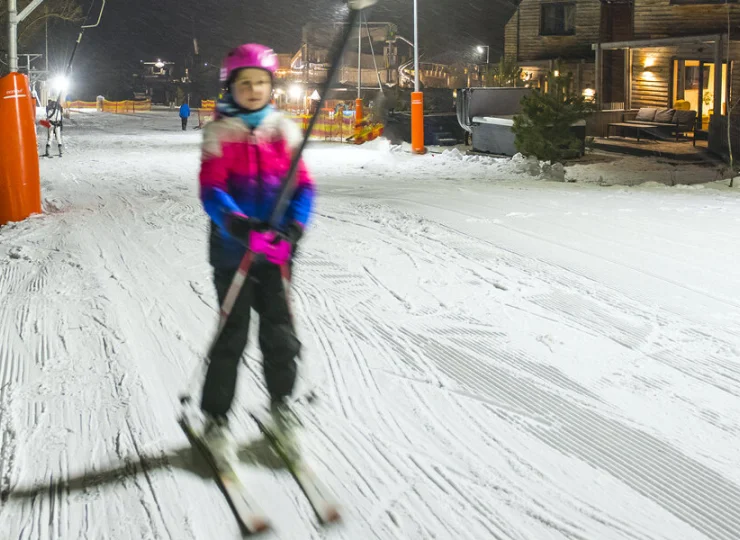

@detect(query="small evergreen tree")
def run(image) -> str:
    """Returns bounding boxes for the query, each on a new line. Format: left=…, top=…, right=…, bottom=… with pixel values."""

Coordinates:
left=512, top=63, right=594, bottom=162
left=484, top=57, right=522, bottom=87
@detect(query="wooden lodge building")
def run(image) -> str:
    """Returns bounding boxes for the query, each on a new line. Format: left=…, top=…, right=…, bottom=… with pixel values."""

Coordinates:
left=503, top=0, right=740, bottom=155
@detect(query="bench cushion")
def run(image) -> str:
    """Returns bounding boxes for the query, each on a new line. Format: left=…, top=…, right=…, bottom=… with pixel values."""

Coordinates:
left=654, top=108, right=676, bottom=123
left=674, top=109, right=697, bottom=127
left=634, top=107, right=657, bottom=121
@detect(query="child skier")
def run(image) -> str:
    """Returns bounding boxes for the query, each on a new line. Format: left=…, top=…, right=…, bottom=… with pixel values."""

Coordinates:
left=197, top=43, right=315, bottom=462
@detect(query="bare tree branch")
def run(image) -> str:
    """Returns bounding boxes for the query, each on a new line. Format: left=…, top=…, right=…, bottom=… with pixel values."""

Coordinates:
left=0, top=0, right=84, bottom=47
left=19, top=9, right=84, bottom=40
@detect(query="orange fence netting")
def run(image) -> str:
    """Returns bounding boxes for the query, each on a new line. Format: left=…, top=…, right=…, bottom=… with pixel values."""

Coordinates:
left=61, top=99, right=383, bottom=143
left=65, top=99, right=153, bottom=114
left=285, top=109, right=383, bottom=144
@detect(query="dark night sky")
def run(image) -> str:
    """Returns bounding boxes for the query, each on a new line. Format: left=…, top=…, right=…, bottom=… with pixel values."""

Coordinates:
left=43, top=0, right=518, bottom=99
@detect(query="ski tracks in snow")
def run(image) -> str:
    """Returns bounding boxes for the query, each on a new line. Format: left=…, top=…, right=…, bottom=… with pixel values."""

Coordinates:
left=292, top=197, right=740, bottom=540
left=0, top=118, right=235, bottom=540
left=2, top=112, right=739, bottom=539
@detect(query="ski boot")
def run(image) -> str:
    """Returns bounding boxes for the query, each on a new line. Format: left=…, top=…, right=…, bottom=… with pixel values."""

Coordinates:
left=202, top=414, right=237, bottom=469
left=269, top=400, right=301, bottom=464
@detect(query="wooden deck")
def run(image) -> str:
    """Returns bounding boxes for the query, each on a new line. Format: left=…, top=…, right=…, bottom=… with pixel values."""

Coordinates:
left=591, top=135, right=717, bottom=163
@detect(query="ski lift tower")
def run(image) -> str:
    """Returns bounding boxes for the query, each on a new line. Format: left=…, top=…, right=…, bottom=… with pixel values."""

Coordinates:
left=1, top=0, right=49, bottom=226
left=1, top=0, right=106, bottom=227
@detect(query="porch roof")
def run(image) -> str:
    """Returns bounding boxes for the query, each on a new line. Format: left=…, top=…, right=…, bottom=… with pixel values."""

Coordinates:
left=592, top=33, right=729, bottom=51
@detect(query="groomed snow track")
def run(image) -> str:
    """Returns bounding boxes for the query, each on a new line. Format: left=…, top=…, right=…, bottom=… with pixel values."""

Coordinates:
left=1, top=110, right=739, bottom=539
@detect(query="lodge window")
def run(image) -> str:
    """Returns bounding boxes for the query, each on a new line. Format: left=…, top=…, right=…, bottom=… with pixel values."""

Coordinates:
left=540, top=3, right=576, bottom=36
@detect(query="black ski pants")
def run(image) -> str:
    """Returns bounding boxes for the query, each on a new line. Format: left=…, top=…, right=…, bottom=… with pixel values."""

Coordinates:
left=181, top=117, right=188, bottom=130
left=200, top=261, right=300, bottom=419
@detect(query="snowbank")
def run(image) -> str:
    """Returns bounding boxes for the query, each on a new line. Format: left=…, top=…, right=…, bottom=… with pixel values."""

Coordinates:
left=330, top=137, right=735, bottom=190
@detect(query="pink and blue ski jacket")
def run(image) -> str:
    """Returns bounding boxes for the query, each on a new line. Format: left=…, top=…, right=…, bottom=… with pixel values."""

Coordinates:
left=199, top=107, right=315, bottom=268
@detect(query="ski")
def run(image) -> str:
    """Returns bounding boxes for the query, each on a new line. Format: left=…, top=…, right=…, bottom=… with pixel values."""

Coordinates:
left=250, top=410, right=341, bottom=525
left=178, top=413, right=270, bottom=535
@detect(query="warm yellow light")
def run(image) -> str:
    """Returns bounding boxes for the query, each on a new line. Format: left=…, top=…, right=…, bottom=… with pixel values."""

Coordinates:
left=289, top=84, right=303, bottom=100
left=644, top=57, right=655, bottom=69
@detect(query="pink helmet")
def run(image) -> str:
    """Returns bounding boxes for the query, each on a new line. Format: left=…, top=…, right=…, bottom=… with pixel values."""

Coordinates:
left=220, top=43, right=279, bottom=84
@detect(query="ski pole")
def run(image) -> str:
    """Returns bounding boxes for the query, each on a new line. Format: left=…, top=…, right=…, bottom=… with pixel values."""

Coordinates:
left=268, top=0, right=379, bottom=229
left=180, top=250, right=255, bottom=404
left=179, top=0, right=379, bottom=406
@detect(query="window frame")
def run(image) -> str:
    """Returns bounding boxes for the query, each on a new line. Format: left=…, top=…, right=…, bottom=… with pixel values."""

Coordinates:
left=540, top=2, right=577, bottom=37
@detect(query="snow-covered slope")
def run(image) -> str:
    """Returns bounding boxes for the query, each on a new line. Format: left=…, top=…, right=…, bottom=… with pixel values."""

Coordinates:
left=1, top=110, right=739, bottom=539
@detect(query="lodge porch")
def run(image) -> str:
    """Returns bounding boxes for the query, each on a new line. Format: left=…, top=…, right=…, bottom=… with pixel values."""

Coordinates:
left=591, top=33, right=740, bottom=160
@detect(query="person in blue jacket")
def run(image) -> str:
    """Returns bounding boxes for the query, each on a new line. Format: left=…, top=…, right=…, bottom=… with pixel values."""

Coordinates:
left=179, top=101, right=191, bottom=130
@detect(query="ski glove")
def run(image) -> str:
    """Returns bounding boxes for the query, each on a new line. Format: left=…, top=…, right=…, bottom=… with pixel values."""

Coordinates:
left=282, top=221, right=304, bottom=247
left=248, top=222, right=303, bottom=266
left=249, top=230, right=292, bottom=265
left=225, top=212, right=266, bottom=242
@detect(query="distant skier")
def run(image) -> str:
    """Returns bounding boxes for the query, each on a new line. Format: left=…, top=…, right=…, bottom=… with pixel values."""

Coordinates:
left=44, top=99, right=64, bottom=157
left=197, top=43, right=315, bottom=463
left=179, top=101, right=191, bottom=130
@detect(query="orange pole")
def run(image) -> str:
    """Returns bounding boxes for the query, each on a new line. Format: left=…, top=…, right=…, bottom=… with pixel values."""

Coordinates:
left=355, top=98, right=363, bottom=124
left=0, top=73, right=41, bottom=226
left=411, top=91, right=426, bottom=154
left=354, top=98, right=363, bottom=141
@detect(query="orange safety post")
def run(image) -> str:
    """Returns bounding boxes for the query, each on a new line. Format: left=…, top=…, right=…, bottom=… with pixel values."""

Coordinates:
left=411, top=91, right=426, bottom=154
left=0, top=73, right=41, bottom=226
left=355, top=98, right=363, bottom=125
left=354, top=98, right=364, bottom=141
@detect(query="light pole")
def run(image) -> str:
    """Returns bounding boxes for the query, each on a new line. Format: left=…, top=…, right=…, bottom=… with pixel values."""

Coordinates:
left=355, top=13, right=364, bottom=132
left=1, top=0, right=106, bottom=228
left=411, top=0, right=425, bottom=154
left=414, top=0, right=420, bottom=93
left=477, top=45, right=490, bottom=65
left=358, top=16, right=363, bottom=100
left=477, top=45, right=490, bottom=87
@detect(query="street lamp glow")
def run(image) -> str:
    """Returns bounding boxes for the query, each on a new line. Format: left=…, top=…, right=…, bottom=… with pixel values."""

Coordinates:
left=52, top=75, right=70, bottom=93
left=289, top=84, right=303, bottom=100
left=155, top=59, right=165, bottom=69
left=477, top=45, right=490, bottom=64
